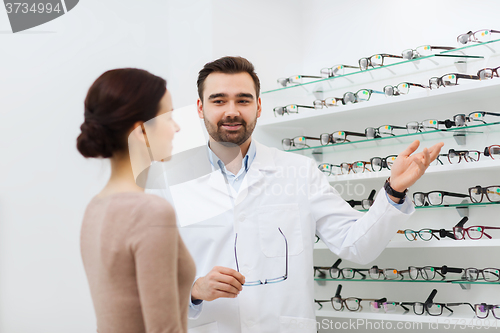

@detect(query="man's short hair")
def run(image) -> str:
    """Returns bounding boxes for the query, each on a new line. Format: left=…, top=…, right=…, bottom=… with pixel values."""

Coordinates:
left=197, top=56, right=261, bottom=101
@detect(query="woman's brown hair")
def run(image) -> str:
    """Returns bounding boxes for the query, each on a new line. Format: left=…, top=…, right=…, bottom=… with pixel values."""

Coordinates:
left=77, top=68, right=166, bottom=158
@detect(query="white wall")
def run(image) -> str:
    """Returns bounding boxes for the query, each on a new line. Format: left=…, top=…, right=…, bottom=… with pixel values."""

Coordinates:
left=300, top=0, right=500, bottom=75
left=2, top=0, right=500, bottom=332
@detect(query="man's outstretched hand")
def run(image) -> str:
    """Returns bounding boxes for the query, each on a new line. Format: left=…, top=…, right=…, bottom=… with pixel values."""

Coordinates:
left=389, top=140, right=444, bottom=194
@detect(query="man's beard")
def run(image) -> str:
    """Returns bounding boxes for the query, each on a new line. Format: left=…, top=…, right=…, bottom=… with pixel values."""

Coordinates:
left=204, top=113, right=257, bottom=146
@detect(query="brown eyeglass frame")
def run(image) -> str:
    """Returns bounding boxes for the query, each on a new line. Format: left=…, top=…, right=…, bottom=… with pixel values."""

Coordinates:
left=483, top=145, right=500, bottom=159
left=340, top=161, right=372, bottom=174
left=477, top=65, right=500, bottom=80
left=358, top=53, right=403, bottom=70
left=468, top=185, right=500, bottom=203
left=429, top=73, right=480, bottom=89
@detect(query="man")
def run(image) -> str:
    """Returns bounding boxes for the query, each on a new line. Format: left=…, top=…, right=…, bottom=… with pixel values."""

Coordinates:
left=148, top=56, right=443, bottom=333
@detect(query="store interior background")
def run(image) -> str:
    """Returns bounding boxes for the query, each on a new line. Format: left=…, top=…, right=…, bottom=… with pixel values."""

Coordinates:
left=1, top=0, right=500, bottom=332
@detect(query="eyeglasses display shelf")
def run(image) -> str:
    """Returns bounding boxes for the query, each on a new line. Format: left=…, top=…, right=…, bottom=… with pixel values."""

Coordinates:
left=258, top=78, right=500, bottom=128
left=323, top=159, right=500, bottom=182
left=253, top=34, right=500, bottom=332
left=264, top=39, right=500, bottom=97
left=285, top=122, right=500, bottom=153
left=314, top=278, right=500, bottom=285
left=315, top=238, right=500, bottom=250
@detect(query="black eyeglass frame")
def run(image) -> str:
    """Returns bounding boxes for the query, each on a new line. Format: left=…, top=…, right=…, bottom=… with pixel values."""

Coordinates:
left=412, top=191, right=469, bottom=207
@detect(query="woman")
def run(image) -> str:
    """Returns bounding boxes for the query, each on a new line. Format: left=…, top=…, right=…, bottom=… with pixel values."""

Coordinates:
left=77, top=68, right=195, bottom=333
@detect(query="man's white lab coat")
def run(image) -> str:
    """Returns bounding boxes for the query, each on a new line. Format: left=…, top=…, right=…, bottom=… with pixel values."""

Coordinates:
left=147, top=141, right=414, bottom=333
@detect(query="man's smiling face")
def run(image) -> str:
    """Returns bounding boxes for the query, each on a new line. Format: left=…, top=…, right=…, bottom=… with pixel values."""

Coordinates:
left=198, top=72, right=261, bottom=146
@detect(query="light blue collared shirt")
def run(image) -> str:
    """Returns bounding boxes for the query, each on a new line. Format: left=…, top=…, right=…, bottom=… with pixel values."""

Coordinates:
left=207, top=140, right=257, bottom=192
left=386, top=192, right=405, bottom=208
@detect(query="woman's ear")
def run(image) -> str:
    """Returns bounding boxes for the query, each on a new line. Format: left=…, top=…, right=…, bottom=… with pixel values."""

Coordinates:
left=130, top=121, right=149, bottom=147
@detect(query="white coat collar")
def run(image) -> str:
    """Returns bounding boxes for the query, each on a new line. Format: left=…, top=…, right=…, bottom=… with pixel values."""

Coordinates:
left=207, top=139, right=276, bottom=198
left=251, top=140, right=276, bottom=171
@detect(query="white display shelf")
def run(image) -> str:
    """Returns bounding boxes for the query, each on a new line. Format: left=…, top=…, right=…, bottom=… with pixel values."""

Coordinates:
left=325, top=159, right=500, bottom=183
left=315, top=239, right=500, bottom=250
left=259, top=78, right=500, bottom=128
left=315, top=309, right=499, bottom=328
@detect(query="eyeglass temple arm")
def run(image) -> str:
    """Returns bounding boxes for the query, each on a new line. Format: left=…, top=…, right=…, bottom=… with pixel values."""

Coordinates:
left=429, top=230, right=441, bottom=241
left=234, top=233, right=239, bottom=272
left=299, top=75, right=323, bottom=79
left=390, top=125, right=407, bottom=130
left=483, top=227, right=500, bottom=239
left=485, top=226, right=500, bottom=230
left=314, top=266, right=332, bottom=270
left=447, top=302, right=475, bottom=312
left=302, top=136, right=322, bottom=140
left=407, top=82, right=429, bottom=89
left=399, top=269, right=409, bottom=276
left=442, top=304, right=454, bottom=314
left=483, top=111, right=500, bottom=116
left=398, top=303, right=410, bottom=312
left=490, top=30, right=500, bottom=34
left=296, top=105, right=316, bottom=109
left=346, top=200, right=362, bottom=207
left=442, top=191, right=469, bottom=198
left=314, top=299, right=330, bottom=309
left=456, top=74, right=480, bottom=80
left=435, top=154, right=447, bottom=165
left=369, top=89, right=385, bottom=94
left=277, top=227, right=288, bottom=279
left=344, top=131, right=367, bottom=137
left=380, top=53, right=403, bottom=59
left=430, top=46, right=456, bottom=51
left=430, top=267, right=446, bottom=279
left=354, top=268, right=369, bottom=278
left=341, top=65, right=359, bottom=69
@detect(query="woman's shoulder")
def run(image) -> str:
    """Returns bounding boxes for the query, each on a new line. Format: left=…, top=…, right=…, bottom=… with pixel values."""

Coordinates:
left=90, top=192, right=176, bottom=226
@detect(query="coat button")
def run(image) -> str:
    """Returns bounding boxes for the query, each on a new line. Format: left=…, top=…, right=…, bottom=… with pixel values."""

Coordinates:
left=238, top=213, right=246, bottom=222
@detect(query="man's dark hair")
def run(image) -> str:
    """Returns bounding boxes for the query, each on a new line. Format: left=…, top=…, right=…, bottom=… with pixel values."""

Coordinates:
left=197, top=56, right=260, bottom=101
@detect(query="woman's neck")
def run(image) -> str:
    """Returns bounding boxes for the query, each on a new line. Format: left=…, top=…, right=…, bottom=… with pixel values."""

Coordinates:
left=97, top=151, right=145, bottom=198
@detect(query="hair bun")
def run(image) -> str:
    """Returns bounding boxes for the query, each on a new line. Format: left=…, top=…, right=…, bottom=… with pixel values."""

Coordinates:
left=76, top=68, right=167, bottom=159
left=76, top=120, right=114, bottom=158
